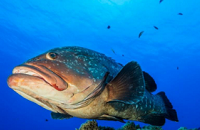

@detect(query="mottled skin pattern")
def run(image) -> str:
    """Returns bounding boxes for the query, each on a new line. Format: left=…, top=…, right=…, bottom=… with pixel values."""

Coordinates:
left=63, top=86, right=166, bottom=122
left=105, top=90, right=166, bottom=121
left=7, top=46, right=176, bottom=125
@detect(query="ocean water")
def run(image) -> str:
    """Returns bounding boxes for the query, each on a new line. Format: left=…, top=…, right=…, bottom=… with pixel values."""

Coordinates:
left=1, top=0, right=200, bottom=130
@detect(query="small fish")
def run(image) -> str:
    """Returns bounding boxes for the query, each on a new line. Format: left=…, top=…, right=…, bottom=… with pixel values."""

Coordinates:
left=178, top=13, right=183, bottom=15
left=177, top=67, right=179, bottom=70
left=139, top=31, right=144, bottom=38
left=122, top=54, right=124, bottom=57
left=45, top=119, right=48, bottom=122
left=107, top=25, right=111, bottom=29
left=7, top=46, right=178, bottom=126
left=159, top=0, right=163, bottom=3
left=118, top=63, right=123, bottom=67
left=154, top=26, right=159, bottom=30
left=111, top=49, right=115, bottom=54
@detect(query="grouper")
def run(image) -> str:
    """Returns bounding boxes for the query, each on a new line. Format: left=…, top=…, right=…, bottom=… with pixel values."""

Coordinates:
left=7, top=46, right=178, bottom=126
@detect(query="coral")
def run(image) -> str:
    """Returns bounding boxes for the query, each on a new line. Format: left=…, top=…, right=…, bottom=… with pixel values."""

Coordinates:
left=118, top=121, right=136, bottom=130
left=140, top=125, right=163, bottom=130
left=135, top=124, right=141, bottom=129
left=178, top=127, right=198, bottom=130
left=99, top=126, right=115, bottom=130
left=77, top=120, right=199, bottom=130
left=78, top=120, right=99, bottom=130
left=77, top=120, right=115, bottom=130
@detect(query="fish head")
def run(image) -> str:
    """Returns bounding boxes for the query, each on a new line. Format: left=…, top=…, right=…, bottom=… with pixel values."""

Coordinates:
left=7, top=47, right=106, bottom=112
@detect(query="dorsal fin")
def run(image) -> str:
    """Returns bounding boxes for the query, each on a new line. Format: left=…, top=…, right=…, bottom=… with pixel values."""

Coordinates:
left=107, top=61, right=145, bottom=104
left=143, top=71, right=157, bottom=92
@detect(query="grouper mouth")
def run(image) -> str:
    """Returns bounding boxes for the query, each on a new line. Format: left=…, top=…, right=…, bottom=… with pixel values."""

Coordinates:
left=10, top=64, right=68, bottom=91
left=7, top=64, right=69, bottom=113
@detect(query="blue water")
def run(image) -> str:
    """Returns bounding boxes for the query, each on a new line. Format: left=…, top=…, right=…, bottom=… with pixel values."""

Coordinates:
left=1, top=0, right=200, bottom=130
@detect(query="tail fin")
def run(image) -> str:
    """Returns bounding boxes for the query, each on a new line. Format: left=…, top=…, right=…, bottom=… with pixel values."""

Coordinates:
left=157, top=92, right=179, bottom=122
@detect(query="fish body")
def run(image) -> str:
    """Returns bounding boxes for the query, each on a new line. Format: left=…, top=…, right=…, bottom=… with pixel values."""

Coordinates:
left=154, top=26, right=159, bottom=30
left=7, top=46, right=178, bottom=126
left=138, top=31, right=144, bottom=38
left=111, top=49, right=115, bottom=54
left=159, top=0, right=163, bottom=3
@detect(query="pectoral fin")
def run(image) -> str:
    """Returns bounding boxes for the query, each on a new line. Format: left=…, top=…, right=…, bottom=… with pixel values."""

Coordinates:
left=51, top=112, right=73, bottom=120
left=98, top=114, right=125, bottom=123
left=107, top=61, right=145, bottom=104
left=71, top=72, right=110, bottom=108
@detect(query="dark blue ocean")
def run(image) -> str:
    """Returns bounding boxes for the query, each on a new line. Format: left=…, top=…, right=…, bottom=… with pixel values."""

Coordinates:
left=1, top=0, right=199, bottom=130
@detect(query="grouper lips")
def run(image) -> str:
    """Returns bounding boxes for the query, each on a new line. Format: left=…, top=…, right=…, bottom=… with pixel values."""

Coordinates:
left=7, top=64, right=74, bottom=113
left=7, top=64, right=68, bottom=91
left=7, top=73, right=68, bottom=113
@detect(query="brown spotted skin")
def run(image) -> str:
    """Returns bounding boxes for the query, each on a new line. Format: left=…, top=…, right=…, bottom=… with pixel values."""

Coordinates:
left=61, top=86, right=166, bottom=122
left=8, top=46, right=122, bottom=112
left=25, top=46, right=122, bottom=105
left=7, top=46, right=169, bottom=124
left=27, top=46, right=122, bottom=87
left=103, top=89, right=167, bottom=122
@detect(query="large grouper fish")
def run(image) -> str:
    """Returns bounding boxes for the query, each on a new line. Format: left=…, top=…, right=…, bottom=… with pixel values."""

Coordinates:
left=7, top=46, right=178, bottom=126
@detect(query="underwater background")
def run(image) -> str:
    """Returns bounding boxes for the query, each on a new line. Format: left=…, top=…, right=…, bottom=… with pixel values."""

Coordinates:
left=1, top=0, right=200, bottom=130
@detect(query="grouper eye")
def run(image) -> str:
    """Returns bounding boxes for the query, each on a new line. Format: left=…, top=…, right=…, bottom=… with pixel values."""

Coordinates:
left=46, top=52, right=58, bottom=60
